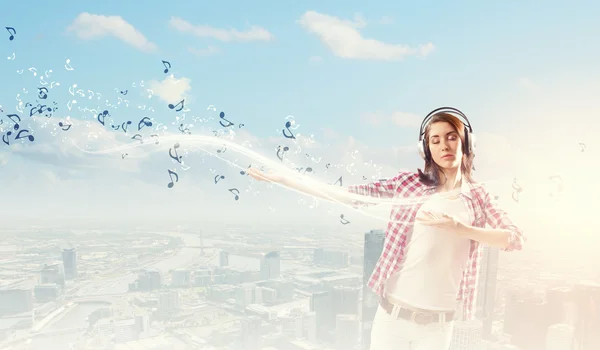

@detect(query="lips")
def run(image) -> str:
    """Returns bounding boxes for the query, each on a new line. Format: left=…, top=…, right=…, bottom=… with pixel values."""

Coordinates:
left=442, top=154, right=454, bottom=159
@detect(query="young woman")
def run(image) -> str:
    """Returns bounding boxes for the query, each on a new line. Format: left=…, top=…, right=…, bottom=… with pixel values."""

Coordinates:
left=248, top=107, right=525, bottom=350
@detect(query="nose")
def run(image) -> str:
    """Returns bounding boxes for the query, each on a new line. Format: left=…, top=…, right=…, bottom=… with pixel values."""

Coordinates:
left=441, top=139, right=450, bottom=151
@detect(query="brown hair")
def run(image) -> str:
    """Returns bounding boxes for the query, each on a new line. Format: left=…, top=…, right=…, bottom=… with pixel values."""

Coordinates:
left=417, top=112, right=475, bottom=187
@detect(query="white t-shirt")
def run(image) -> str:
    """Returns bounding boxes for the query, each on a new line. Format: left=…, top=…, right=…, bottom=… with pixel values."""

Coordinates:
left=384, top=188, right=472, bottom=311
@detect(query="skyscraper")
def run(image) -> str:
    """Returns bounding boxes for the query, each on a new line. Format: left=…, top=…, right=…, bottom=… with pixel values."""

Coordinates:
left=573, top=280, right=600, bottom=350
left=546, top=323, right=575, bottom=350
left=62, top=248, right=78, bottom=280
left=450, top=319, right=483, bottom=350
left=361, top=229, right=385, bottom=350
left=476, top=245, right=499, bottom=339
left=260, top=251, right=280, bottom=280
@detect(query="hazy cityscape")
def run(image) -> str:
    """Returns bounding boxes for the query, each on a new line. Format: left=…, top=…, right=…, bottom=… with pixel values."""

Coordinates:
left=0, top=218, right=598, bottom=350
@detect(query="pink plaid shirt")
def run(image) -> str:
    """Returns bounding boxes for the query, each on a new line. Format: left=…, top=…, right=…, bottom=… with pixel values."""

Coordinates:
left=348, top=171, right=525, bottom=320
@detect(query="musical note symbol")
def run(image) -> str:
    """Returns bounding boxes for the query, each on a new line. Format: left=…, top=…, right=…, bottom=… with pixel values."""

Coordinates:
left=131, top=134, right=143, bottom=142
left=169, top=143, right=182, bottom=163
left=167, top=169, right=179, bottom=188
left=168, top=99, right=185, bottom=112
left=66, top=100, right=77, bottom=111
left=137, top=117, right=152, bottom=131
left=162, top=60, right=171, bottom=74
left=6, top=52, right=14, bottom=60
left=282, top=121, right=296, bottom=139
left=122, top=153, right=128, bottom=159
left=2, top=131, right=12, bottom=145
left=340, top=214, right=350, bottom=225
left=150, top=134, right=159, bottom=144
left=38, top=87, right=48, bottom=100
left=333, top=176, right=343, bottom=187
left=217, top=146, right=227, bottom=154
left=511, top=178, right=523, bottom=203
left=121, top=121, right=132, bottom=133
left=548, top=175, right=563, bottom=197
left=6, top=114, right=20, bottom=130
left=579, top=142, right=586, bottom=152
left=238, top=123, right=245, bottom=128
left=28, top=67, right=37, bottom=76
left=15, top=130, right=34, bottom=142
left=58, top=121, right=72, bottom=131
left=65, top=59, right=74, bottom=71
left=214, top=175, right=225, bottom=184
left=111, top=124, right=120, bottom=131
left=178, top=123, right=191, bottom=134
left=219, top=112, right=234, bottom=128
left=362, top=176, right=367, bottom=180
left=240, top=164, right=251, bottom=175
left=97, top=110, right=109, bottom=126
left=276, top=145, right=289, bottom=161
left=304, top=167, right=313, bottom=174
left=120, top=90, right=128, bottom=95
left=228, top=188, right=240, bottom=201
left=69, top=84, right=77, bottom=96
left=5, top=27, right=16, bottom=41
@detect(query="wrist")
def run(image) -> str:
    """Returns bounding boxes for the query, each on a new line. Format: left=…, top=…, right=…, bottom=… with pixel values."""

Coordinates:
left=457, top=222, right=473, bottom=237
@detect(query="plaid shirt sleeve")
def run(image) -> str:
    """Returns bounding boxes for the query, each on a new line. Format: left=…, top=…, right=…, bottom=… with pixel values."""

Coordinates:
left=482, top=186, right=526, bottom=251
left=347, top=171, right=410, bottom=207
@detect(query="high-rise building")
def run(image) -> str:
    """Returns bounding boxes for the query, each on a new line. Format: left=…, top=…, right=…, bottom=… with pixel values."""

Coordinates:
left=171, top=268, right=191, bottom=287
left=573, top=280, right=600, bottom=350
left=0, top=288, right=33, bottom=316
left=332, top=285, right=361, bottom=316
left=240, top=315, right=262, bottom=350
left=311, top=290, right=334, bottom=341
left=361, top=229, right=385, bottom=350
left=450, top=319, right=483, bottom=350
left=136, top=268, right=162, bottom=291
left=62, top=248, right=78, bottom=280
left=40, top=262, right=65, bottom=287
left=476, top=246, right=499, bottom=339
left=546, top=323, right=575, bottom=350
left=546, top=287, right=572, bottom=325
left=220, top=250, right=229, bottom=267
left=158, top=290, right=180, bottom=316
left=235, top=283, right=256, bottom=307
left=335, top=314, right=360, bottom=350
left=260, top=251, right=280, bottom=280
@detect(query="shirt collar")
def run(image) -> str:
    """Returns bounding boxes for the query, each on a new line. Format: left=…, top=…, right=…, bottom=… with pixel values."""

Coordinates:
left=423, top=180, right=474, bottom=200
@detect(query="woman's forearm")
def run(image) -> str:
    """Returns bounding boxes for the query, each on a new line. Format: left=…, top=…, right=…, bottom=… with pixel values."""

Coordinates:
left=458, top=224, right=511, bottom=249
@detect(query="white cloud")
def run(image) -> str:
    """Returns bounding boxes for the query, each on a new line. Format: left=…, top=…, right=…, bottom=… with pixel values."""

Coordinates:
left=188, top=46, right=220, bottom=56
left=361, top=111, right=422, bottom=128
left=147, top=75, right=192, bottom=105
left=66, top=12, right=157, bottom=53
left=169, top=17, right=274, bottom=42
left=298, top=11, right=434, bottom=61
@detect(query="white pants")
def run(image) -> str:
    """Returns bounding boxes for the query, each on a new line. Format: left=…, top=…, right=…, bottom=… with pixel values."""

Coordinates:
left=370, top=304, right=454, bottom=350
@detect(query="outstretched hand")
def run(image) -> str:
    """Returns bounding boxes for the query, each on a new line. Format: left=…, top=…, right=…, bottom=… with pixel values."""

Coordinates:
left=415, top=210, right=466, bottom=234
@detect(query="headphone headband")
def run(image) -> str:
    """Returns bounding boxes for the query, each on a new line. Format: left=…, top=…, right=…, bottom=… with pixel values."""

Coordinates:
left=418, top=107, right=473, bottom=141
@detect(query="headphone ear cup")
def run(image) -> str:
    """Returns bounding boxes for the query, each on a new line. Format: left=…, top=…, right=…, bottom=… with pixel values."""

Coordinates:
left=417, top=141, right=426, bottom=159
left=469, top=133, right=476, bottom=154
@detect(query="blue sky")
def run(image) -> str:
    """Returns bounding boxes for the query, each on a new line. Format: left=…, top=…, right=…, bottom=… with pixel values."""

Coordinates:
left=0, top=1, right=599, bottom=232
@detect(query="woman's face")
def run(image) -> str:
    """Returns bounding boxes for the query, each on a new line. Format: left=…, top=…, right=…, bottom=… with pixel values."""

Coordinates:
left=427, top=121, right=463, bottom=170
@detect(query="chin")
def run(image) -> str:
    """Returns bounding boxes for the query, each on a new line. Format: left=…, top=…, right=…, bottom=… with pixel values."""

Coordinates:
left=437, top=160, right=460, bottom=170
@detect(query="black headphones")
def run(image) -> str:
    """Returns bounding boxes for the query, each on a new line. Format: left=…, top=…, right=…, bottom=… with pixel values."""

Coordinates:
left=417, top=107, right=475, bottom=160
